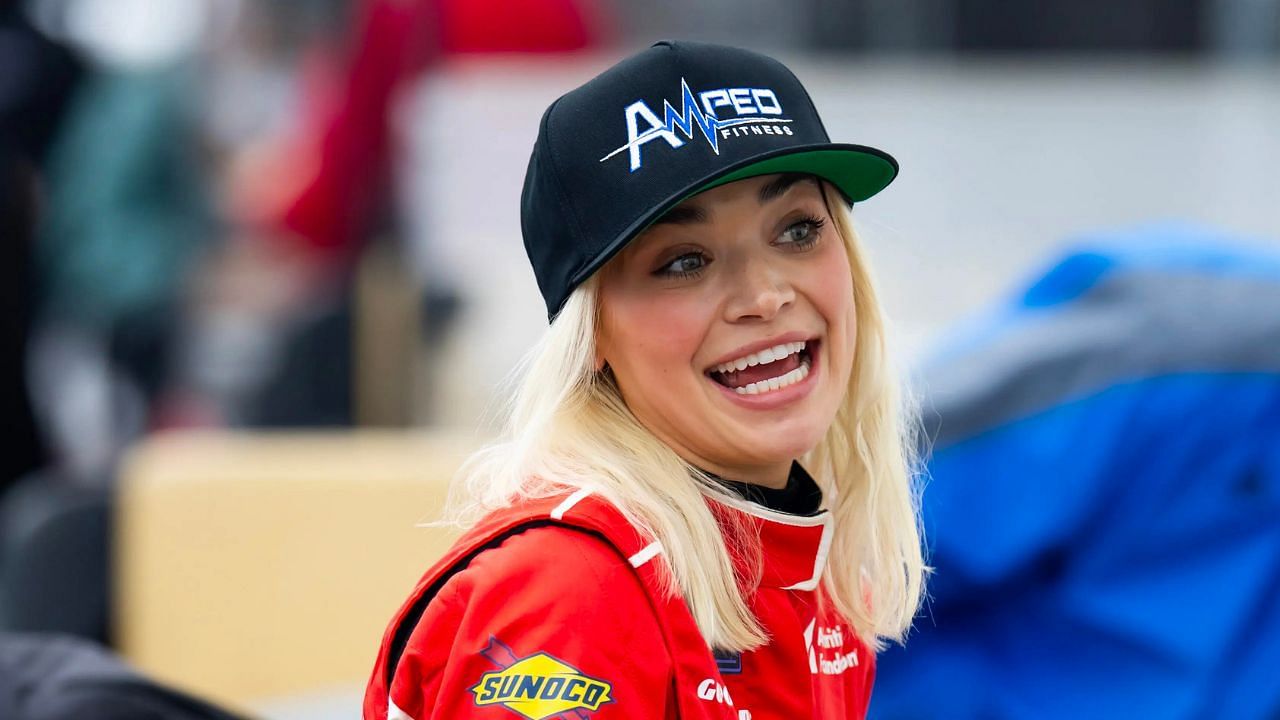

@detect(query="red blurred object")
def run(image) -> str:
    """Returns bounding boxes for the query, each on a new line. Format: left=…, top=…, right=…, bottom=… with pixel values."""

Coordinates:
left=264, top=0, right=610, bottom=269
left=439, top=0, right=602, bottom=53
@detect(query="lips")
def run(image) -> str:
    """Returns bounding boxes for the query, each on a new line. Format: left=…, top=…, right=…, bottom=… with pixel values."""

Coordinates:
left=707, top=340, right=816, bottom=395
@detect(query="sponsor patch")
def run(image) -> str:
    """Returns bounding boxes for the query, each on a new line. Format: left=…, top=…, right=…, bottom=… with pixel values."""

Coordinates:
left=803, top=619, right=859, bottom=676
left=470, top=637, right=614, bottom=720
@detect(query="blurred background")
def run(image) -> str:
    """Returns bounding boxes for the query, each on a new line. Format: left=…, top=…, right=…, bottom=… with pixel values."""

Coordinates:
left=2, top=0, right=1278, bottom=718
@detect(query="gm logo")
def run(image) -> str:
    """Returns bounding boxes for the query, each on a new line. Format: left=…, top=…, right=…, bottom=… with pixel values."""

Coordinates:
left=600, top=77, right=794, bottom=172
left=696, top=678, right=735, bottom=706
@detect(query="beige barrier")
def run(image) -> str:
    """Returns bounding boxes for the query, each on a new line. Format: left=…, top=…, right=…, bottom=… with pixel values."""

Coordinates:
left=115, top=430, right=475, bottom=713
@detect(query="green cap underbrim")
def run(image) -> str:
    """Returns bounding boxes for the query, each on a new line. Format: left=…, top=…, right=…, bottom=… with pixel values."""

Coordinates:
left=684, top=145, right=898, bottom=205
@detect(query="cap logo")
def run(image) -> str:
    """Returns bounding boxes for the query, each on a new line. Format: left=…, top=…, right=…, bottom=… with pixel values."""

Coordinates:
left=599, top=77, right=794, bottom=172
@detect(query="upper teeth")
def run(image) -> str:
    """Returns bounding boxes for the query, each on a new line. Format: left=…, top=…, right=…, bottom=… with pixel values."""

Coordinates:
left=712, top=341, right=806, bottom=375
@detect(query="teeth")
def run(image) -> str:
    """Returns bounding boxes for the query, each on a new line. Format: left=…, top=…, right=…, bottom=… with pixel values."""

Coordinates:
left=733, top=358, right=810, bottom=395
left=712, top=341, right=806, bottom=375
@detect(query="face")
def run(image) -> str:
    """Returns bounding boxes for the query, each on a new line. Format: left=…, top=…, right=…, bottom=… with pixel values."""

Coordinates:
left=596, top=173, right=857, bottom=488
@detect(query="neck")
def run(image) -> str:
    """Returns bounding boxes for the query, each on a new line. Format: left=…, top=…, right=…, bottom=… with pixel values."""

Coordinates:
left=701, top=459, right=792, bottom=490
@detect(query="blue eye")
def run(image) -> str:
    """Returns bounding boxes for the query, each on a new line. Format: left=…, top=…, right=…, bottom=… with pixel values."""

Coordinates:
left=778, top=215, right=825, bottom=248
left=656, top=252, right=707, bottom=278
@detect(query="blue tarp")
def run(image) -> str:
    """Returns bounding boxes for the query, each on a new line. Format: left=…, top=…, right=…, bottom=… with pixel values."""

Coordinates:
left=871, top=225, right=1280, bottom=719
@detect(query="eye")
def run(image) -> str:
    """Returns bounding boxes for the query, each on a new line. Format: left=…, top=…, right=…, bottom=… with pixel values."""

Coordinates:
left=777, top=214, right=826, bottom=249
left=654, top=251, right=708, bottom=278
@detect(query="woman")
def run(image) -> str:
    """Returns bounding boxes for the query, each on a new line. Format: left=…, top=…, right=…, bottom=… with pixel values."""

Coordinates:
left=365, top=40, right=926, bottom=720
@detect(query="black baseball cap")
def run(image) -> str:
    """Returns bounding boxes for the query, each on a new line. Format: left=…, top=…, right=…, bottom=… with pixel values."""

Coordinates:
left=520, top=39, right=898, bottom=319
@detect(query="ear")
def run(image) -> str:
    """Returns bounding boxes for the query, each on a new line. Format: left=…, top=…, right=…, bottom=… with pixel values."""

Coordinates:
left=593, top=351, right=607, bottom=372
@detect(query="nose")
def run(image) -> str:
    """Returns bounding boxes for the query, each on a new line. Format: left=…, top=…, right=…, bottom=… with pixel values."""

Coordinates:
left=724, top=254, right=794, bottom=322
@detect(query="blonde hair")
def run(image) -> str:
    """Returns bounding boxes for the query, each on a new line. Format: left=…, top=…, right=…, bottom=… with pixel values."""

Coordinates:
left=449, top=180, right=927, bottom=652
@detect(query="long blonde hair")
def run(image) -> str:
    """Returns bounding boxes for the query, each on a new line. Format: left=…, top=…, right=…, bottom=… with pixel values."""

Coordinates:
left=449, top=180, right=926, bottom=652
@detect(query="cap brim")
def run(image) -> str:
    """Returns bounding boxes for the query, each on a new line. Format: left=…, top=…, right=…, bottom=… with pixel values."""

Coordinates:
left=568, top=143, right=897, bottom=289
left=686, top=143, right=898, bottom=205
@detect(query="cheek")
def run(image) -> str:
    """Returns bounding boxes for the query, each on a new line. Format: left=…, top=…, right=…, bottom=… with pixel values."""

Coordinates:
left=812, top=248, right=857, bottom=332
left=601, top=289, right=713, bottom=388
left=808, top=248, right=858, bottom=370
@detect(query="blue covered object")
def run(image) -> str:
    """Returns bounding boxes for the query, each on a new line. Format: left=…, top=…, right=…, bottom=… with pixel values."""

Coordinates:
left=871, top=225, right=1280, bottom=720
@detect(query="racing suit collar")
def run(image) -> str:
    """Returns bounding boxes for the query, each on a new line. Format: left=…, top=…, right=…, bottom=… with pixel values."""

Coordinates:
left=709, top=463, right=833, bottom=592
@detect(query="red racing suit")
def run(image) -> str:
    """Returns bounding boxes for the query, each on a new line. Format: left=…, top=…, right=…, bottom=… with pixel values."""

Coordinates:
left=364, top=488, right=875, bottom=719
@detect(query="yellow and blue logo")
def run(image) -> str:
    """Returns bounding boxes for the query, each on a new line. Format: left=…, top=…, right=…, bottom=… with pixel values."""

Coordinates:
left=470, top=637, right=614, bottom=720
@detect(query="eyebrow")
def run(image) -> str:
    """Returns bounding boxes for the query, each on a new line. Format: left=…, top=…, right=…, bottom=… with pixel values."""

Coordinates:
left=651, top=204, right=709, bottom=226
left=651, top=173, right=818, bottom=226
left=757, top=172, right=818, bottom=204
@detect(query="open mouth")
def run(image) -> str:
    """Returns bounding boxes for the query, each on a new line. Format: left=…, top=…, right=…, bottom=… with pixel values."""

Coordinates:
left=706, top=339, right=817, bottom=395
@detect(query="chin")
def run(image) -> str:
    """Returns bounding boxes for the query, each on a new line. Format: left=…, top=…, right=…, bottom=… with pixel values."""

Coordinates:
left=741, top=425, right=829, bottom=465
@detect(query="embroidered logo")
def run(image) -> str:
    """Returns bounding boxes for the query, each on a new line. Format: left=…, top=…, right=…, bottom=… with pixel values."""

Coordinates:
left=599, top=77, right=795, bottom=172
left=469, top=637, right=614, bottom=720
left=803, top=619, right=859, bottom=676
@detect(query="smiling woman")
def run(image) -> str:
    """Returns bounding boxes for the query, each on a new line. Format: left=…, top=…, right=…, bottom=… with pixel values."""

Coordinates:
left=366, top=40, right=927, bottom=720
left=597, top=173, right=855, bottom=490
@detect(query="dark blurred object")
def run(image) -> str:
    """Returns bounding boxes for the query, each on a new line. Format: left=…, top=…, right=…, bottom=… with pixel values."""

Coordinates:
left=0, top=633, right=251, bottom=720
left=0, top=144, right=47, bottom=499
left=0, top=1, right=83, bottom=496
left=244, top=295, right=353, bottom=427
left=804, top=0, right=1279, bottom=54
left=873, top=225, right=1280, bottom=719
left=0, top=471, right=109, bottom=643
left=955, top=0, right=1201, bottom=51
left=0, top=1, right=83, bottom=163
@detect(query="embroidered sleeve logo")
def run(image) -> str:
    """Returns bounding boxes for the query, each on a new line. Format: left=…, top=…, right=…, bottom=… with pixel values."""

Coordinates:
left=469, top=637, right=615, bottom=720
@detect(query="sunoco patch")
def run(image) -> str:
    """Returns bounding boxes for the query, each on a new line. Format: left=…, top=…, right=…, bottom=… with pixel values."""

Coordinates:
left=470, top=637, right=614, bottom=719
